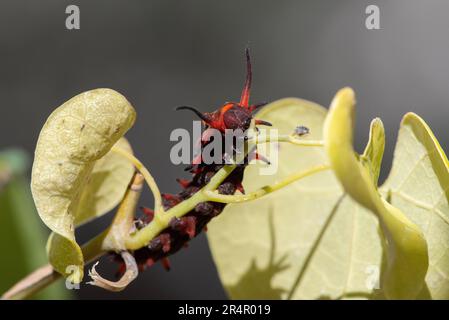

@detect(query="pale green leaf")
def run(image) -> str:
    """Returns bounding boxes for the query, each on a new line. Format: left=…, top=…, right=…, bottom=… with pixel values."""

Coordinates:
left=47, top=137, right=134, bottom=281
left=207, top=98, right=383, bottom=299
left=74, top=137, right=134, bottom=226
left=381, top=112, right=449, bottom=299
left=31, top=88, right=136, bottom=282
left=323, top=88, right=428, bottom=299
left=0, top=149, right=29, bottom=177
left=208, top=91, right=434, bottom=300
left=48, top=137, right=135, bottom=268
left=361, top=118, right=385, bottom=186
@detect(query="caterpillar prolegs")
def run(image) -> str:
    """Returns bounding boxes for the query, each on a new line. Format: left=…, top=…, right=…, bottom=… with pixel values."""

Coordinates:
left=114, top=49, right=287, bottom=275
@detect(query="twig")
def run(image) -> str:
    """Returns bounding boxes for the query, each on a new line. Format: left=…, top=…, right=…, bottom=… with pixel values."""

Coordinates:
left=1, top=264, right=58, bottom=300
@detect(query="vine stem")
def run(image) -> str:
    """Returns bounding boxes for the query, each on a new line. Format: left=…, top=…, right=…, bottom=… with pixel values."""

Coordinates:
left=124, top=164, right=237, bottom=250
left=111, top=146, right=164, bottom=214
left=125, top=164, right=330, bottom=249
left=251, top=135, right=324, bottom=147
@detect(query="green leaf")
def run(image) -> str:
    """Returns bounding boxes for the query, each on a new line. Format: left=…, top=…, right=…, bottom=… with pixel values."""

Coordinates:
left=208, top=91, right=433, bottom=299
left=74, top=137, right=134, bottom=226
left=0, top=149, right=69, bottom=299
left=47, top=137, right=135, bottom=276
left=381, top=112, right=449, bottom=299
left=323, top=88, right=428, bottom=299
left=208, top=98, right=383, bottom=299
left=31, top=88, right=136, bottom=283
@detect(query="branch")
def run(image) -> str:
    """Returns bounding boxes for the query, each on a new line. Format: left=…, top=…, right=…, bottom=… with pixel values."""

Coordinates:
left=1, top=229, right=108, bottom=300
left=111, top=146, right=164, bottom=214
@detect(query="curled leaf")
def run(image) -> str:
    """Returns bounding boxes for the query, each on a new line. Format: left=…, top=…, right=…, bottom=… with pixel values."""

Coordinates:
left=361, top=118, right=385, bottom=186
left=323, top=87, right=428, bottom=299
left=382, top=113, right=449, bottom=299
left=88, top=251, right=138, bottom=292
left=31, top=88, right=136, bottom=282
left=74, top=137, right=134, bottom=226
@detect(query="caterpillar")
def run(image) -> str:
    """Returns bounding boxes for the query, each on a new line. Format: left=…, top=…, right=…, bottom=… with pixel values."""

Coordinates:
left=115, top=49, right=274, bottom=275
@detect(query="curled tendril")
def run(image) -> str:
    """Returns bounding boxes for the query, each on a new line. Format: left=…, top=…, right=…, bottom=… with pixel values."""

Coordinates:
left=87, top=251, right=138, bottom=292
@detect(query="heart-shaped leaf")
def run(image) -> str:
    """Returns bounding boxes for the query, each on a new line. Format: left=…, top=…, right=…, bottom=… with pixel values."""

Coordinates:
left=208, top=91, right=432, bottom=299
left=31, top=88, right=136, bottom=282
left=208, top=98, right=383, bottom=299
left=381, top=112, right=449, bottom=299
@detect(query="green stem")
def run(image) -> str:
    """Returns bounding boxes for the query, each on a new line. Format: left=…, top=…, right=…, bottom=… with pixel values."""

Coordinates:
left=204, top=164, right=331, bottom=203
left=111, top=146, right=164, bottom=213
left=125, top=164, right=237, bottom=250
left=253, top=134, right=324, bottom=147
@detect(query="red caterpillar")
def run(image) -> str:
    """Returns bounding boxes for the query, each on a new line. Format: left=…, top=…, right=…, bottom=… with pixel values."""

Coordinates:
left=115, top=49, right=272, bottom=274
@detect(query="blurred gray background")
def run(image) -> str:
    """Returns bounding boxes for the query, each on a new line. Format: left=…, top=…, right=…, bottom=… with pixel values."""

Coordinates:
left=1, top=0, right=448, bottom=299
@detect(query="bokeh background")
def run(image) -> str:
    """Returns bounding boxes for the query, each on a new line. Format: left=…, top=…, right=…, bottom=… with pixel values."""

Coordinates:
left=1, top=0, right=449, bottom=299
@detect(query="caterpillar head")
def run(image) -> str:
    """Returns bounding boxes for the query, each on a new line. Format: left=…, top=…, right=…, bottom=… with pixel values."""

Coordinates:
left=176, top=48, right=270, bottom=132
